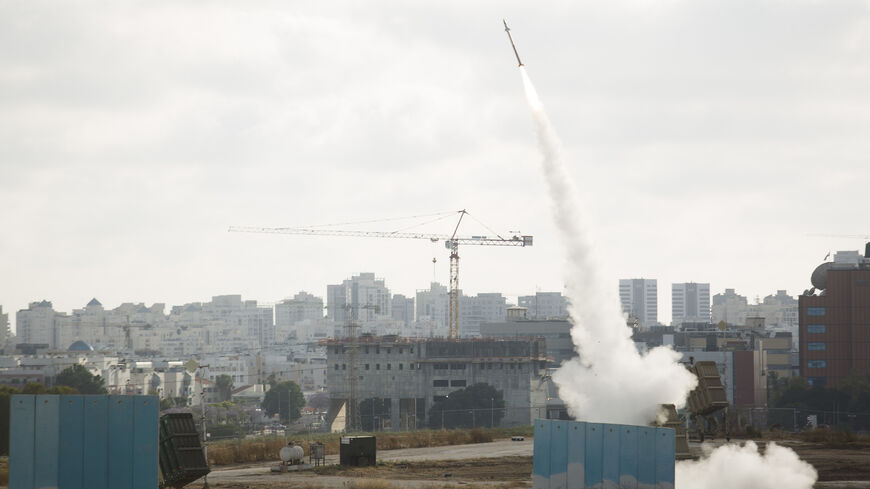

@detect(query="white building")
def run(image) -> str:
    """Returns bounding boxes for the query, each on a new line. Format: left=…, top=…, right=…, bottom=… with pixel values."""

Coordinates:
left=16, top=301, right=61, bottom=348
left=459, top=293, right=507, bottom=337
left=275, top=291, right=324, bottom=341
left=391, top=294, right=415, bottom=328
left=415, top=282, right=449, bottom=332
left=326, top=273, right=392, bottom=324
left=517, top=292, right=569, bottom=320
left=619, top=279, right=658, bottom=328
left=671, top=282, right=711, bottom=326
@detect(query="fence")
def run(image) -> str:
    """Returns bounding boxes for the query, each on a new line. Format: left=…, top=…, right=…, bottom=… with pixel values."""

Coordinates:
left=727, top=407, right=870, bottom=433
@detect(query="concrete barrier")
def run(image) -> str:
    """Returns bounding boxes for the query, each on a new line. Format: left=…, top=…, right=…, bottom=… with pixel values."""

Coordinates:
left=532, top=418, right=675, bottom=489
left=10, top=395, right=158, bottom=489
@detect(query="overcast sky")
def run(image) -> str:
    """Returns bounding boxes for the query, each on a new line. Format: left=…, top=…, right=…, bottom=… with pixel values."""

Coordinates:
left=2, top=0, right=869, bottom=331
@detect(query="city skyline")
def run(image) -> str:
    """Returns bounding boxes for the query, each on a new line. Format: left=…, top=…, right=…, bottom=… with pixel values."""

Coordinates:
left=2, top=2, right=867, bottom=341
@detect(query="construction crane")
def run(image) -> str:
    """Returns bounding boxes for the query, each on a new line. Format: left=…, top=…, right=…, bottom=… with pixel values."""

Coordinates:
left=229, top=210, right=533, bottom=339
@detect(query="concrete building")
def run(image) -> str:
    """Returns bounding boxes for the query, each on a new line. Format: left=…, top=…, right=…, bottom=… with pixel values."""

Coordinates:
left=391, top=294, right=415, bottom=328
left=325, top=336, right=548, bottom=431
left=326, top=273, right=392, bottom=325
left=517, top=292, right=569, bottom=320
left=0, top=306, right=10, bottom=346
left=16, top=300, right=61, bottom=349
left=459, top=293, right=507, bottom=337
left=415, top=282, right=449, bottom=333
left=619, top=279, right=658, bottom=328
left=480, top=315, right=575, bottom=366
left=712, top=289, right=798, bottom=329
left=799, top=246, right=870, bottom=388
left=276, top=291, right=324, bottom=341
left=672, top=282, right=711, bottom=326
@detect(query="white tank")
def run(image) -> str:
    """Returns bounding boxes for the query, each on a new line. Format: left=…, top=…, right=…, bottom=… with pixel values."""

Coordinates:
left=280, top=444, right=305, bottom=463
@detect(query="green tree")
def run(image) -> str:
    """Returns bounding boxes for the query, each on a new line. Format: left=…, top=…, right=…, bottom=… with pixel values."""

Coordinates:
left=215, top=374, right=234, bottom=402
left=428, top=383, right=505, bottom=430
left=55, top=365, right=107, bottom=394
left=261, top=381, right=305, bottom=423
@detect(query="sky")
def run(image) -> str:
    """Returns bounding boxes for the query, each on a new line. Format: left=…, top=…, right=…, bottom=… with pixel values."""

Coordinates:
left=2, top=0, right=869, bottom=332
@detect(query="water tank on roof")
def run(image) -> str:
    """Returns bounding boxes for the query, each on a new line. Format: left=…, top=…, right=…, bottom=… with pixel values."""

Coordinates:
left=811, top=262, right=832, bottom=290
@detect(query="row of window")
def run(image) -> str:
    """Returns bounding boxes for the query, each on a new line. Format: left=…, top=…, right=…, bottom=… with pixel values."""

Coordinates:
left=333, top=363, right=415, bottom=371
left=807, top=325, right=826, bottom=334
left=807, top=360, right=827, bottom=368
left=808, top=342, right=826, bottom=351
left=333, top=346, right=416, bottom=355
left=806, top=307, right=826, bottom=316
left=433, top=379, right=466, bottom=387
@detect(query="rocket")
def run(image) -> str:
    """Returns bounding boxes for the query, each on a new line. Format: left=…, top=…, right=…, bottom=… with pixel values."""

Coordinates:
left=503, top=19, right=523, bottom=67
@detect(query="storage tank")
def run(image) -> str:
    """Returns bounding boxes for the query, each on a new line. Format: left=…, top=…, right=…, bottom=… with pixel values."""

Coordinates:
left=280, top=442, right=305, bottom=465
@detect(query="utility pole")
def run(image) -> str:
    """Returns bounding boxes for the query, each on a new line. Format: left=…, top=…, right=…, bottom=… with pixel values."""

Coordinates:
left=198, top=364, right=210, bottom=489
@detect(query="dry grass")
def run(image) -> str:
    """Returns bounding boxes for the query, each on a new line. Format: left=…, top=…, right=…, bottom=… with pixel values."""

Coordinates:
left=206, top=426, right=531, bottom=466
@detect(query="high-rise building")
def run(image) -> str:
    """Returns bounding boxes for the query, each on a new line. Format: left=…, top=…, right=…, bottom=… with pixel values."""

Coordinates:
left=391, top=294, right=415, bottom=327
left=517, top=292, right=569, bottom=320
left=326, top=273, right=392, bottom=324
left=16, top=300, right=60, bottom=348
left=618, top=279, right=658, bottom=328
left=671, top=282, right=711, bottom=326
left=276, top=292, right=324, bottom=327
left=799, top=246, right=870, bottom=388
left=415, top=282, right=449, bottom=330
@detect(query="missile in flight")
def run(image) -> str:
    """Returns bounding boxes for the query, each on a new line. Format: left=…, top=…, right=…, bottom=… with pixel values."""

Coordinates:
left=503, top=19, right=524, bottom=67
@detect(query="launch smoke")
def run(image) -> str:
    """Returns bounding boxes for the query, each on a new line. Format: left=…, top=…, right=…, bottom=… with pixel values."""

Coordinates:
left=519, top=65, right=817, bottom=488
left=519, top=67, right=697, bottom=425
left=675, top=441, right=817, bottom=489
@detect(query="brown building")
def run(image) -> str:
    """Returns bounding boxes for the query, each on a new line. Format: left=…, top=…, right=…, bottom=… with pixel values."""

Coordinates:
left=799, top=245, right=870, bottom=388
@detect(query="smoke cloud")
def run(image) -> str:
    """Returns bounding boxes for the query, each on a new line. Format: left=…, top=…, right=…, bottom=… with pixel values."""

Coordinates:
left=675, top=441, right=817, bottom=489
left=519, top=66, right=817, bottom=488
left=520, top=67, right=697, bottom=425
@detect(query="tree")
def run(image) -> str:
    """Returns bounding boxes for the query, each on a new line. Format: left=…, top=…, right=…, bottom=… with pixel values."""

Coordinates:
left=428, top=383, right=505, bottom=430
left=55, top=365, right=107, bottom=394
left=261, top=381, right=305, bottom=423
left=215, top=374, right=234, bottom=402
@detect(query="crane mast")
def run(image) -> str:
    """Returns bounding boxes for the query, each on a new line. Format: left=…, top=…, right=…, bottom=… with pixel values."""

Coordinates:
left=229, top=210, right=533, bottom=339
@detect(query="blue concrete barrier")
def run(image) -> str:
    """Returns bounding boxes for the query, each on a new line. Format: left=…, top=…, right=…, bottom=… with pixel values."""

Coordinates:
left=533, top=418, right=675, bottom=489
left=10, top=395, right=158, bottom=489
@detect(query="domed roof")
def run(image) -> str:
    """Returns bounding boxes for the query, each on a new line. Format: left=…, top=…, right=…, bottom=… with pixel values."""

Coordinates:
left=68, top=340, right=94, bottom=352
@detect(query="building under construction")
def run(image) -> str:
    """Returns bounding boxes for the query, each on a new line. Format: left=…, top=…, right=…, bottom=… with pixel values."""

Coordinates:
left=325, top=335, right=549, bottom=432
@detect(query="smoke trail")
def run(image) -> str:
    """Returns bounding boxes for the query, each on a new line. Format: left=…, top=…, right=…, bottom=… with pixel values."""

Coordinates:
left=520, top=65, right=818, bottom=488
left=520, top=66, right=697, bottom=425
left=675, top=441, right=817, bottom=489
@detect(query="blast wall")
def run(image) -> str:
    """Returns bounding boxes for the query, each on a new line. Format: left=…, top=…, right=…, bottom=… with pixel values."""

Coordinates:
left=532, top=418, right=675, bottom=489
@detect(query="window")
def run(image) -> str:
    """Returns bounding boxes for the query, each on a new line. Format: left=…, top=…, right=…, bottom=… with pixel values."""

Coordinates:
left=433, top=379, right=449, bottom=387
left=376, top=347, right=380, bottom=354
left=807, top=360, right=827, bottom=368
left=807, top=325, right=826, bottom=334
left=341, top=364, right=346, bottom=370
left=434, top=363, right=449, bottom=370
left=409, top=363, right=415, bottom=370
left=365, top=364, right=370, bottom=370
left=335, top=347, right=340, bottom=354
left=376, top=364, right=380, bottom=370
left=449, top=363, right=466, bottom=370
left=399, top=363, right=403, bottom=370
left=410, top=347, right=414, bottom=353
left=808, top=377, right=827, bottom=387
left=334, top=364, right=339, bottom=370
left=399, top=348, right=403, bottom=354
left=808, top=342, right=826, bottom=351
left=387, top=364, right=392, bottom=370
left=807, top=307, right=826, bottom=316
left=387, top=348, right=391, bottom=354
left=450, top=379, right=466, bottom=387
left=365, top=347, right=369, bottom=354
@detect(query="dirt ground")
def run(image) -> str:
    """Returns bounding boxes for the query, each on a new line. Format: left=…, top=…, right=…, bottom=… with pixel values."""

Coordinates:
left=186, top=437, right=870, bottom=489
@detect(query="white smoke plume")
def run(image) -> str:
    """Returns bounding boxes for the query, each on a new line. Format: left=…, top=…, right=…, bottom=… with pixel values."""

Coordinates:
left=675, top=441, right=817, bottom=489
left=519, top=65, right=818, bottom=488
left=520, top=67, right=697, bottom=425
